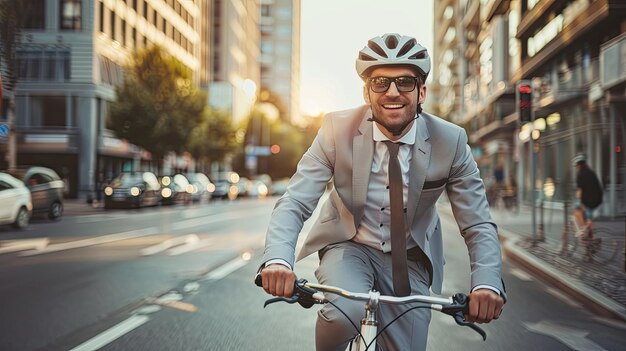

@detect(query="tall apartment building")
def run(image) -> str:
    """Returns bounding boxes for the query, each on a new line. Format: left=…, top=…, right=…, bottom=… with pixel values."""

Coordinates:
left=259, top=0, right=300, bottom=124
left=432, top=0, right=626, bottom=216
left=1, top=0, right=203, bottom=199
left=209, top=0, right=260, bottom=125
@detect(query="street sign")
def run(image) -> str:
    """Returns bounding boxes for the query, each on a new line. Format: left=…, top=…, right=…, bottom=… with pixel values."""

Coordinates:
left=0, top=122, right=9, bottom=138
left=245, top=145, right=271, bottom=156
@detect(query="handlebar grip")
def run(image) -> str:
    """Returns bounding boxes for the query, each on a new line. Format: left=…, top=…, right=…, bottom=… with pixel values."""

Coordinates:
left=254, top=273, right=262, bottom=287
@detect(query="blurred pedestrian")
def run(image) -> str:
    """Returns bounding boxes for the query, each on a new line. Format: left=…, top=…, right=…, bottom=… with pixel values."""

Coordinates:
left=572, top=154, right=603, bottom=227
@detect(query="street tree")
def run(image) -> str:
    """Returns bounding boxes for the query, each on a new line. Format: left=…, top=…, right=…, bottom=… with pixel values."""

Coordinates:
left=0, top=0, right=25, bottom=170
left=187, top=108, right=238, bottom=165
left=110, top=45, right=205, bottom=163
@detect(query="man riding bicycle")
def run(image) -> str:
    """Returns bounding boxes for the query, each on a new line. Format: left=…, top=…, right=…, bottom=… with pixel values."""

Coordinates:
left=258, top=33, right=506, bottom=351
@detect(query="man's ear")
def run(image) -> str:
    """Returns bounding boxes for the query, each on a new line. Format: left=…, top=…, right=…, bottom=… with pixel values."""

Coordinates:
left=363, top=85, right=370, bottom=104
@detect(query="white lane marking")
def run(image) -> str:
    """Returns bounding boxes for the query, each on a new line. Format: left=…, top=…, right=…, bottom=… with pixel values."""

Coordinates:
left=172, top=207, right=269, bottom=231
left=0, top=238, right=50, bottom=254
left=523, top=321, right=608, bottom=351
left=509, top=267, right=533, bottom=281
left=203, top=257, right=250, bottom=281
left=546, top=287, right=582, bottom=308
left=168, top=238, right=213, bottom=256
left=19, top=227, right=159, bottom=256
left=69, top=315, right=149, bottom=351
left=140, top=234, right=199, bottom=256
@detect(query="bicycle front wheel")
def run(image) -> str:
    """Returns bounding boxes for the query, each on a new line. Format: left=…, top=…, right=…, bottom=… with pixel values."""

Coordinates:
left=589, top=228, right=620, bottom=264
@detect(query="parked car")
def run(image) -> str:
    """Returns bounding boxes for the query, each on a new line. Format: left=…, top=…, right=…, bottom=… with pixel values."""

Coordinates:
left=0, top=172, right=32, bottom=229
left=212, top=172, right=240, bottom=200
left=247, top=179, right=269, bottom=198
left=103, top=172, right=161, bottom=209
left=159, top=174, right=193, bottom=205
left=8, top=166, right=64, bottom=220
left=185, top=172, right=215, bottom=202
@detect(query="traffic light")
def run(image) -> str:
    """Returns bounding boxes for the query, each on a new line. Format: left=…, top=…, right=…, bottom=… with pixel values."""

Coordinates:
left=516, top=80, right=533, bottom=124
left=270, top=144, right=281, bottom=154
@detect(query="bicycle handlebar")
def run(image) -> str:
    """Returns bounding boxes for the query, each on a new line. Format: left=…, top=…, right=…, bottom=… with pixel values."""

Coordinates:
left=254, top=274, right=486, bottom=340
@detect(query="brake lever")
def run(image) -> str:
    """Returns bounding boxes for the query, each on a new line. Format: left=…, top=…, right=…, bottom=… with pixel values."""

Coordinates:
left=453, top=312, right=487, bottom=341
left=263, top=295, right=300, bottom=308
left=441, top=293, right=487, bottom=341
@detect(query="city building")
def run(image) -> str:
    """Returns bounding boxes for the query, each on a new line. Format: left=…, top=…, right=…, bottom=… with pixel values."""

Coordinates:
left=432, top=0, right=626, bottom=217
left=259, top=0, right=301, bottom=124
left=0, top=0, right=203, bottom=199
left=208, top=0, right=260, bottom=126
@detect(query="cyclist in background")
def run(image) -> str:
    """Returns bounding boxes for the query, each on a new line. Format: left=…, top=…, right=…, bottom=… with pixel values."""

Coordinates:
left=572, top=154, right=603, bottom=228
left=258, top=33, right=506, bottom=351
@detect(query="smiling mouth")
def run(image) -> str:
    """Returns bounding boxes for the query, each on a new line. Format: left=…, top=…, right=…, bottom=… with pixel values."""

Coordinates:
left=382, top=104, right=404, bottom=109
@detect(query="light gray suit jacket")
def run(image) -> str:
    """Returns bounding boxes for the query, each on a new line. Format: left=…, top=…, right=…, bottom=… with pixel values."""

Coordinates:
left=262, top=105, right=504, bottom=295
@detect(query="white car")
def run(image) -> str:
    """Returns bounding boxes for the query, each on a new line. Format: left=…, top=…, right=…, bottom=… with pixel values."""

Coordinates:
left=0, top=172, right=32, bottom=229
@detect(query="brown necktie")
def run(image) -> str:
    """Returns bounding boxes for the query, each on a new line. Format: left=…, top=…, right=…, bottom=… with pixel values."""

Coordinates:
left=384, top=141, right=410, bottom=296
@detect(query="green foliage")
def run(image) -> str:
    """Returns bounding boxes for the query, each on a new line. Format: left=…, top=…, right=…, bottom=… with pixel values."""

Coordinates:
left=110, top=46, right=205, bottom=160
left=188, top=108, right=238, bottom=163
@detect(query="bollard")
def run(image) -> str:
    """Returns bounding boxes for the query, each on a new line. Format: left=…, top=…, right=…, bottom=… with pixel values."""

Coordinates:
left=537, top=199, right=545, bottom=242
left=560, top=200, right=570, bottom=255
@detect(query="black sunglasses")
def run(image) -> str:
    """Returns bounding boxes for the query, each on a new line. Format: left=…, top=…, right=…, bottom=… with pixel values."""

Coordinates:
left=367, top=76, right=420, bottom=93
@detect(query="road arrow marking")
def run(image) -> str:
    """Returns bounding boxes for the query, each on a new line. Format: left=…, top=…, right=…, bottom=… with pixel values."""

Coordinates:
left=19, top=227, right=159, bottom=256
left=523, top=320, right=608, bottom=351
left=168, top=238, right=212, bottom=256
left=0, top=238, right=49, bottom=254
left=140, top=234, right=199, bottom=256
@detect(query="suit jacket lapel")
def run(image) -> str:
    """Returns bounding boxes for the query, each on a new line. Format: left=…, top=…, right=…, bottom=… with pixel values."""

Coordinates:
left=352, top=109, right=374, bottom=229
left=407, top=116, right=431, bottom=226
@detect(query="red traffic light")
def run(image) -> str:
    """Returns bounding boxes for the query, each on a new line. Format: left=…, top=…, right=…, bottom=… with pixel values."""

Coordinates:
left=270, top=144, right=281, bottom=154
left=519, top=84, right=532, bottom=94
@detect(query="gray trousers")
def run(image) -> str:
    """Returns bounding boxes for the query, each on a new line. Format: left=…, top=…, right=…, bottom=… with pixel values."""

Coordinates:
left=314, top=241, right=432, bottom=351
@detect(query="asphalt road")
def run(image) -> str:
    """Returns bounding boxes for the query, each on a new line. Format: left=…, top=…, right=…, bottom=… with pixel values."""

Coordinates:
left=1, top=197, right=625, bottom=351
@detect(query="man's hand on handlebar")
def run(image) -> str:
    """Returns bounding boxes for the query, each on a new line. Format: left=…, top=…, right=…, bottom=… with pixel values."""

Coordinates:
left=260, top=264, right=297, bottom=298
left=466, top=289, right=504, bottom=324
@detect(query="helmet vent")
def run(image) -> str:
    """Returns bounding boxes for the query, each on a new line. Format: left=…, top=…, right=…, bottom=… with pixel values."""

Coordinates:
left=398, top=39, right=416, bottom=56
left=385, top=35, right=398, bottom=49
left=359, top=53, right=376, bottom=61
left=409, top=51, right=427, bottom=59
left=368, top=40, right=388, bottom=58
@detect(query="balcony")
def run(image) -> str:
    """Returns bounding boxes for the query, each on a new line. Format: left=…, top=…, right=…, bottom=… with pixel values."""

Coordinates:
left=601, top=32, right=626, bottom=90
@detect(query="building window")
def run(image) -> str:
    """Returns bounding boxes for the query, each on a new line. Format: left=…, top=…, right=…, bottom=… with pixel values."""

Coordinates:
left=99, top=1, right=105, bottom=33
left=30, top=96, right=67, bottom=127
left=110, top=12, right=116, bottom=41
left=60, top=0, right=82, bottom=30
left=23, top=0, right=46, bottom=29
left=18, top=49, right=71, bottom=82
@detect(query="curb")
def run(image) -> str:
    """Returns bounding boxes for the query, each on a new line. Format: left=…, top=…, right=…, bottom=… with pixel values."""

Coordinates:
left=499, top=228, right=626, bottom=322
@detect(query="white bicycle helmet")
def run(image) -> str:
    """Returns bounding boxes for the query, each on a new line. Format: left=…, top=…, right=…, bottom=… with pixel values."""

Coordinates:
left=356, top=33, right=431, bottom=80
left=572, top=154, right=586, bottom=166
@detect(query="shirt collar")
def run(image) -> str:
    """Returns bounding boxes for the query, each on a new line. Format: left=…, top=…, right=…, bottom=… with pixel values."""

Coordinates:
left=372, top=115, right=417, bottom=145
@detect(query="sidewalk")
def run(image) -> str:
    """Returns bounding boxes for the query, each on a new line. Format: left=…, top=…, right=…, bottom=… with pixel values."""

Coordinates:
left=62, top=198, right=106, bottom=216
left=457, top=201, right=626, bottom=321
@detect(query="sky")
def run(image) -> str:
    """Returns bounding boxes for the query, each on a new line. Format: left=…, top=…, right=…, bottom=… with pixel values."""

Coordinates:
left=299, top=0, right=434, bottom=116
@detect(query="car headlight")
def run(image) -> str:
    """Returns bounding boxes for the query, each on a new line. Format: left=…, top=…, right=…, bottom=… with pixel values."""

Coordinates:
left=207, top=183, right=215, bottom=193
left=130, top=187, right=140, bottom=196
left=104, top=187, right=113, bottom=196
left=161, top=188, right=172, bottom=198
left=186, top=184, right=195, bottom=194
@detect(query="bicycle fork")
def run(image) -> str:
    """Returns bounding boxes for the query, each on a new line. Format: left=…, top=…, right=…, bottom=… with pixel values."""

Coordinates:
left=352, top=290, right=380, bottom=351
